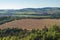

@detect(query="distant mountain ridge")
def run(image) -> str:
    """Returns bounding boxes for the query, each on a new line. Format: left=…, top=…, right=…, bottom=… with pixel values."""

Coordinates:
left=0, top=7, right=60, bottom=17
left=0, top=7, right=60, bottom=12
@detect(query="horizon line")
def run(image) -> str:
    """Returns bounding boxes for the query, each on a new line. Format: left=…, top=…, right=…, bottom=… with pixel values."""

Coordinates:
left=0, top=7, right=60, bottom=10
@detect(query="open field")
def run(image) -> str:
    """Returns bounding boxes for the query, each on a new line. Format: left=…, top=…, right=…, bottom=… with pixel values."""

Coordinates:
left=0, top=19, right=60, bottom=30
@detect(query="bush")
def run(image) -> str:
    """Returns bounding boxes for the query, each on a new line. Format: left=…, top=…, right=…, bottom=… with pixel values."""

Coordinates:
left=0, top=25, right=60, bottom=40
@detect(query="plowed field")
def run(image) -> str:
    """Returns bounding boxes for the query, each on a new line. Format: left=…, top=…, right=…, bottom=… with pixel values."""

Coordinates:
left=0, top=19, right=60, bottom=30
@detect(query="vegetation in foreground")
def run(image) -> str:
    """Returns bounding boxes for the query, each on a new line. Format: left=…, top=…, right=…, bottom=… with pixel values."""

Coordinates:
left=0, top=25, right=60, bottom=40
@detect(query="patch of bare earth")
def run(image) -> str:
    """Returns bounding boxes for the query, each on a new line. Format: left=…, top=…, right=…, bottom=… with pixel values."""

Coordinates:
left=0, top=19, right=60, bottom=30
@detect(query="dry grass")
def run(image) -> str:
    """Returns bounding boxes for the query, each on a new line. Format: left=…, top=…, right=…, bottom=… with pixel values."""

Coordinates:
left=0, top=19, right=60, bottom=30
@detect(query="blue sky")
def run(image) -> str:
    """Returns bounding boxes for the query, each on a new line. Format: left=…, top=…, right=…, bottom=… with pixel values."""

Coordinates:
left=0, top=0, right=60, bottom=9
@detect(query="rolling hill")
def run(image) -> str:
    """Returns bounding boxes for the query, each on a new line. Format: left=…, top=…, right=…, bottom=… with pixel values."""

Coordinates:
left=0, top=7, right=60, bottom=25
left=0, top=7, right=60, bottom=16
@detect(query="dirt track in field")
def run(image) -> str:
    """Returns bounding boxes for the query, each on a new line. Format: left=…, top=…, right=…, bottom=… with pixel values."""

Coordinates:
left=0, top=19, right=60, bottom=30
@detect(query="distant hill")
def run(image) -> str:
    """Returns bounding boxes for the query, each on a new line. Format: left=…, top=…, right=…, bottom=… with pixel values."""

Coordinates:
left=0, top=7, right=60, bottom=14
left=0, top=7, right=60, bottom=19
left=0, top=7, right=60, bottom=25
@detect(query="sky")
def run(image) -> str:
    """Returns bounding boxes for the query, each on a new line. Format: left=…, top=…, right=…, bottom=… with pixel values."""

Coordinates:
left=0, top=0, right=60, bottom=9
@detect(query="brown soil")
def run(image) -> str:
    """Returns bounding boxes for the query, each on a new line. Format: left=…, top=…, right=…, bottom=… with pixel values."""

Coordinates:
left=0, top=19, right=60, bottom=30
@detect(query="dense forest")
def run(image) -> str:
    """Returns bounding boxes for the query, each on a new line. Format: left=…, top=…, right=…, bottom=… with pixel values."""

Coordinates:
left=0, top=25, right=60, bottom=40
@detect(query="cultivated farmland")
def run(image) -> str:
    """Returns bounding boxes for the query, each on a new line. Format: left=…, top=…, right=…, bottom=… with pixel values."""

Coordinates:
left=0, top=19, right=60, bottom=30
